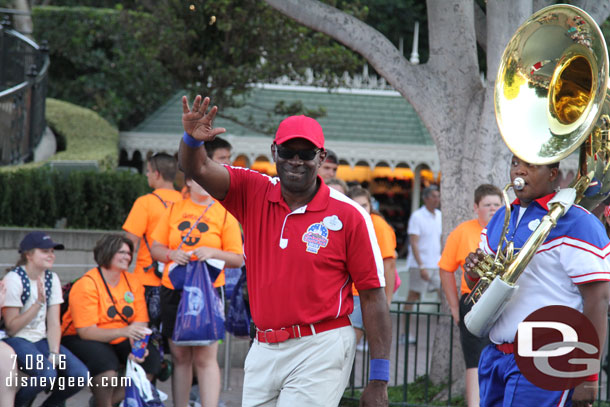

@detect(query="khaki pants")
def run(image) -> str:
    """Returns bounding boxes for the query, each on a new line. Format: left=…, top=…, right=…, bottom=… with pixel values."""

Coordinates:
left=242, top=325, right=356, bottom=407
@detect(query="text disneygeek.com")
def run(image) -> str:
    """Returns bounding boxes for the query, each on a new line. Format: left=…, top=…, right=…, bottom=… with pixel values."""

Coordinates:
left=5, top=374, right=131, bottom=389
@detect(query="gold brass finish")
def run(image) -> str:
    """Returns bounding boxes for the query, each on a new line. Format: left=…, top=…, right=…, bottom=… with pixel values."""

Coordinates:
left=495, top=4, right=608, bottom=166
left=467, top=4, right=610, bottom=311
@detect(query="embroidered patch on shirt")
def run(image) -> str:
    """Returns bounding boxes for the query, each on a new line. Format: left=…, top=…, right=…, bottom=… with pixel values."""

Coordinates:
left=302, top=223, right=329, bottom=254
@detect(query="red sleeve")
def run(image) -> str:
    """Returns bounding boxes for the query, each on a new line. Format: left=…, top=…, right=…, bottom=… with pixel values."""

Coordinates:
left=346, top=210, right=385, bottom=291
left=220, top=166, right=274, bottom=224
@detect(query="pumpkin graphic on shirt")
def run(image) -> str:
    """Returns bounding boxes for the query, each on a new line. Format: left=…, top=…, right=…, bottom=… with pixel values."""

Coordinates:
left=177, top=220, right=209, bottom=246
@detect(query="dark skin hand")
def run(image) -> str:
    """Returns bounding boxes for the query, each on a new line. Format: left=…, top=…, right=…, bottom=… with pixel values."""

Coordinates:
left=463, top=248, right=486, bottom=290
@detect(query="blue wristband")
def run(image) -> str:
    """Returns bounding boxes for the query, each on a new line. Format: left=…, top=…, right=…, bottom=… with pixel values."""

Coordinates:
left=182, top=131, right=204, bottom=148
left=369, top=359, right=390, bottom=382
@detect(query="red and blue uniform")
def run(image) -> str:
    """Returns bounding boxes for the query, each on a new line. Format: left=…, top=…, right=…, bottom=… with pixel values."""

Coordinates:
left=478, top=193, right=610, bottom=406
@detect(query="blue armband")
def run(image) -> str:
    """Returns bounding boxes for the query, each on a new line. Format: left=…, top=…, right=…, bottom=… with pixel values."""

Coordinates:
left=182, top=131, right=204, bottom=148
left=369, top=359, right=390, bottom=382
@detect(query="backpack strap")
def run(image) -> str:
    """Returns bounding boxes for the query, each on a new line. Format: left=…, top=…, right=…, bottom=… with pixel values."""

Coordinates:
left=150, top=192, right=169, bottom=208
left=10, top=267, right=52, bottom=305
left=12, top=267, right=30, bottom=304
left=44, top=270, right=53, bottom=301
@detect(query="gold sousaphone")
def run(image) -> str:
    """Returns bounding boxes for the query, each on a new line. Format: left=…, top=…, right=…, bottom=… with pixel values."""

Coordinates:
left=464, top=4, right=610, bottom=337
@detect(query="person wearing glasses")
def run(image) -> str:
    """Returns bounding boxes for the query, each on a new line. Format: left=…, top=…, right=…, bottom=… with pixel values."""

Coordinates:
left=61, top=234, right=160, bottom=407
left=178, top=96, right=392, bottom=407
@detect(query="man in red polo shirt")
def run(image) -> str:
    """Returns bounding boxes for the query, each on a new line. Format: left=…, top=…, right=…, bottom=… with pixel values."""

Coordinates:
left=177, top=95, right=391, bottom=406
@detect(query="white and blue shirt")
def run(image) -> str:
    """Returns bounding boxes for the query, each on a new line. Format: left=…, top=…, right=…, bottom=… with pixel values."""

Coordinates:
left=481, top=192, right=610, bottom=344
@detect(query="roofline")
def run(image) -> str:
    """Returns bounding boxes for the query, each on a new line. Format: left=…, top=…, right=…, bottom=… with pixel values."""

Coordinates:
left=254, top=83, right=402, bottom=97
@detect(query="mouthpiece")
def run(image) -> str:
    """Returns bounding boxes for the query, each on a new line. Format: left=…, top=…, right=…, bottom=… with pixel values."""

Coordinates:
left=513, top=177, right=525, bottom=191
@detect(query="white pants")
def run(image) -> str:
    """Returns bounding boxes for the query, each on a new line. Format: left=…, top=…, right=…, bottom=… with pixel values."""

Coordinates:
left=242, top=325, right=356, bottom=407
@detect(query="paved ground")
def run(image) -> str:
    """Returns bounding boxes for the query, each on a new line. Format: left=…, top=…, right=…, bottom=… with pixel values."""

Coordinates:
left=34, top=367, right=245, bottom=406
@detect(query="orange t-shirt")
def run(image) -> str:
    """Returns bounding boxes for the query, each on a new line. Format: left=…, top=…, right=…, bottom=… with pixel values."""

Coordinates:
left=353, top=213, right=397, bottom=296
left=122, top=188, right=183, bottom=287
left=151, top=198, right=243, bottom=290
left=61, top=268, right=149, bottom=344
left=437, top=218, right=483, bottom=295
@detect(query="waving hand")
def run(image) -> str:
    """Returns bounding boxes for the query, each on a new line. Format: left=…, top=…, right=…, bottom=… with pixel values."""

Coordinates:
left=182, top=95, right=227, bottom=141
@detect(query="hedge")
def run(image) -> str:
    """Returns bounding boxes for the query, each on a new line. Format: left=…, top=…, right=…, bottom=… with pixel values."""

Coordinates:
left=0, top=168, right=150, bottom=230
left=32, top=6, right=175, bottom=130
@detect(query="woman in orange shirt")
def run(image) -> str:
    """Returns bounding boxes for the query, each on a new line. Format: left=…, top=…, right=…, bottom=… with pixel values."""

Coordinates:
left=61, top=235, right=160, bottom=407
left=347, top=186, right=397, bottom=346
left=151, top=178, right=243, bottom=407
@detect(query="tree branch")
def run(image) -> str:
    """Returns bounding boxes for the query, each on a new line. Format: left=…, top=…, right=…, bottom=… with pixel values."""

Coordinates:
left=262, top=0, right=432, bottom=109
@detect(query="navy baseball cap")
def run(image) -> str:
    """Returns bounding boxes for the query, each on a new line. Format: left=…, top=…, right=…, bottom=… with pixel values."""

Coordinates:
left=19, top=231, right=65, bottom=253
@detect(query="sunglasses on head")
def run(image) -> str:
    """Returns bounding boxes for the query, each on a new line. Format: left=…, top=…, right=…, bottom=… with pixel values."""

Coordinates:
left=276, top=145, right=321, bottom=161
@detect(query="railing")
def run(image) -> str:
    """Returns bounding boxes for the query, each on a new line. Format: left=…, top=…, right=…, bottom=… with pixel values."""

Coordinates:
left=343, top=301, right=610, bottom=407
left=0, top=13, right=49, bottom=165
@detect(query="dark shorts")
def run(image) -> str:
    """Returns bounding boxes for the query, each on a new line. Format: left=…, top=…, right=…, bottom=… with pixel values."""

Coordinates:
left=62, top=335, right=161, bottom=377
left=160, top=285, right=182, bottom=339
left=458, top=293, right=491, bottom=369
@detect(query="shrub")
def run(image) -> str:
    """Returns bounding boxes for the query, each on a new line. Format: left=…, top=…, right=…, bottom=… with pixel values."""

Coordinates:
left=32, top=6, right=175, bottom=130
left=0, top=168, right=150, bottom=229
left=45, top=98, right=119, bottom=169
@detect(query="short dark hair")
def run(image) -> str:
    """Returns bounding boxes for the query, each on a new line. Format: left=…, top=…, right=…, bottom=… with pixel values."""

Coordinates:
left=204, top=137, right=232, bottom=159
left=149, top=153, right=177, bottom=182
left=324, top=149, right=338, bottom=164
left=94, top=234, right=134, bottom=269
left=474, top=184, right=502, bottom=205
left=422, top=185, right=439, bottom=199
left=347, top=185, right=371, bottom=203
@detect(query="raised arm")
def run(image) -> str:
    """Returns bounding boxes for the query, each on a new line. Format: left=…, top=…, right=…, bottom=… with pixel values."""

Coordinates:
left=179, top=95, right=231, bottom=201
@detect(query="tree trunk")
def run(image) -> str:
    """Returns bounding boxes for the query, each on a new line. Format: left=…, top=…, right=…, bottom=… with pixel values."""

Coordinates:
left=12, top=0, right=33, bottom=38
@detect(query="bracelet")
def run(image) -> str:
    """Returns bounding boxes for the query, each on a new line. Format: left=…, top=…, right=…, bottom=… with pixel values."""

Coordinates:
left=182, top=131, right=204, bottom=148
left=36, top=300, right=45, bottom=307
left=464, top=271, right=479, bottom=283
left=369, top=358, right=390, bottom=382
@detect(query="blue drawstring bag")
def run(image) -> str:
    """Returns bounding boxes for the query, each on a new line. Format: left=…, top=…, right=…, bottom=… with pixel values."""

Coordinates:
left=225, top=269, right=251, bottom=337
left=223, top=267, right=242, bottom=298
left=124, top=359, right=166, bottom=407
left=172, top=260, right=225, bottom=345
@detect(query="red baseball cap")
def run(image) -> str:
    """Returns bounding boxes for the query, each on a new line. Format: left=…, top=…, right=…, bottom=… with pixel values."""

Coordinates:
left=274, top=115, right=325, bottom=149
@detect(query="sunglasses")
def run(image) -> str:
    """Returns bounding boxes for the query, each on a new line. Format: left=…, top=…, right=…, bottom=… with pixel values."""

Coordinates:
left=276, top=145, right=321, bottom=161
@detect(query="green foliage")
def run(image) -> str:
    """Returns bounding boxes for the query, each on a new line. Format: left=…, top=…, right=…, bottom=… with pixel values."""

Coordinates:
left=45, top=98, right=119, bottom=169
left=139, top=0, right=365, bottom=110
left=0, top=168, right=150, bottom=229
left=32, top=6, right=175, bottom=130
left=341, top=376, right=466, bottom=407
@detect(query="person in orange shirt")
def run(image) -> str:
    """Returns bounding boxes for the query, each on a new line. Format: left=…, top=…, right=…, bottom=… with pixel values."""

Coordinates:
left=151, top=178, right=243, bottom=407
left=438, top=184, right=502, bottom=407
left=62, top=235, right=160, bottom=407
left=123, top=153, right=182, bottom=331
left=348, top=186, right=397, bottom=346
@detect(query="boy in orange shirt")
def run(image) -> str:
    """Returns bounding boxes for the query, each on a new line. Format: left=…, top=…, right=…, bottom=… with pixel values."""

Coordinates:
left=438, top=184, right=502, bottom=407
left=123, top=153, right=182, bottom=327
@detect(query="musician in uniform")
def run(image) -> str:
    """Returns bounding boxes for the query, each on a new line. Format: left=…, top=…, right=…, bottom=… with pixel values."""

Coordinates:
left=464, top=155, right=610, bottom=407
